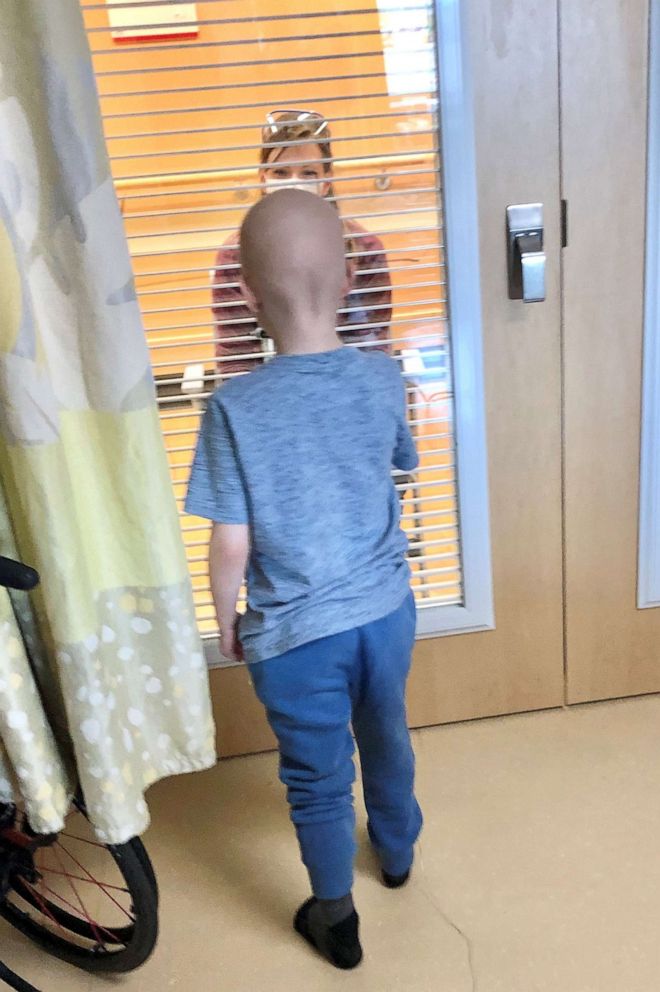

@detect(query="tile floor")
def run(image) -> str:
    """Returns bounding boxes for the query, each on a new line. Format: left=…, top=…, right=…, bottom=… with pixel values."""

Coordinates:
left=3, top=694, right=660, bottom=992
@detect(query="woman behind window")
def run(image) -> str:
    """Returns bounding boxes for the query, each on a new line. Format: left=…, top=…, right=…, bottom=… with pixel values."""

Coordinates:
left=212, top=110, right=393, bottom=377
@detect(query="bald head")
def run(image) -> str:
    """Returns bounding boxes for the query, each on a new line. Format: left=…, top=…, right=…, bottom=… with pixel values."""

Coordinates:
left=239, top=189, right=347, bottom=349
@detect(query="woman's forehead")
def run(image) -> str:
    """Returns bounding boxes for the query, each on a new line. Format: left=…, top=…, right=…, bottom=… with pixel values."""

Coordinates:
left=263, top=142, right=325, bottom=167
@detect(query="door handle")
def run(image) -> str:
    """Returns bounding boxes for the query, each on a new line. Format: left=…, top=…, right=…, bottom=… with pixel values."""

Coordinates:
left=506, top=203, right=546, bottom=303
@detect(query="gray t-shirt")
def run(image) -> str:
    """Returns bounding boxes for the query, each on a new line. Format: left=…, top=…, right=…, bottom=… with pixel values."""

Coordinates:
left=185, top=347, right=418, bottom=663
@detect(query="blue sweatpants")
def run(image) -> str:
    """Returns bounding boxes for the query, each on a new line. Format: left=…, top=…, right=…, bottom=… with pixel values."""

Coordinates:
left=249, top=592, right=423, bottom=900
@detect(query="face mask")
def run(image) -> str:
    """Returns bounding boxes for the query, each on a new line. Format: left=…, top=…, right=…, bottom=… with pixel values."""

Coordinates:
left=263, top=177, right=324, bottom=197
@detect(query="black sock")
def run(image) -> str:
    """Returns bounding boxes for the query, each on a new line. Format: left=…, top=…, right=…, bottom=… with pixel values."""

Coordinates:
left=316, top=893, right=355, bottom=927
left=294, top=895, right=362, bottom=970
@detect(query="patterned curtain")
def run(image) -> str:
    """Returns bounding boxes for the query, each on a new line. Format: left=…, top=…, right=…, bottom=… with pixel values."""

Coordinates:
left=0, top=0, right=216, bottom=843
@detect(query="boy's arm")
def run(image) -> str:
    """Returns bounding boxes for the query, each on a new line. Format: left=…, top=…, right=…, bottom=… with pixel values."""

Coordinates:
left=209, top=522, right=250, bottom=662
left=185, top=395, right=251, bottom=660
left=393, top=368, right=419, bottom=473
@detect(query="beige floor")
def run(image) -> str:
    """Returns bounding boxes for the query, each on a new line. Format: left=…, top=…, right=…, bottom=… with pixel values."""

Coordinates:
left=3, top=694, right=660, bottom=992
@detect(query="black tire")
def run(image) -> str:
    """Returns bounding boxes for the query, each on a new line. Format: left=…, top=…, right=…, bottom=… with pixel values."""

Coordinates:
left=0, top=959, right=40, bottom=992
left=72, top=794, right=159, bottom=906
left=133, top=836, right=159, bottom=905
left=0, top=834, right=158, bottom=974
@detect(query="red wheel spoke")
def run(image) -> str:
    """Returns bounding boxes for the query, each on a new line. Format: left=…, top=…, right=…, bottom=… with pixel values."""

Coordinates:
left=59, top=832, right=110, bottom=850
left=54, top=841, right=135, bottom=925
left=27, top=878, right=90, bottom=919
left=38, top=867, right=129, bottom=894
left=38, top=851, right=45, bottom=903
left=48, top=844, right=106, bottom=946
left=16, top=877, right=67, bottom=936
left=30, top=877, right=123, bottom=945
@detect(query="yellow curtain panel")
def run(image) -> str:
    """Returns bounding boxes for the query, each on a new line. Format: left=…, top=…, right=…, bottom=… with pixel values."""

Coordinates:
left=0, top=0, right=216, bottom=843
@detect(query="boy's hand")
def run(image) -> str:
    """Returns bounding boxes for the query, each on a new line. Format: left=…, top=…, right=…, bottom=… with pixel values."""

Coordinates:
left=221, top=615, right=244, bottom=663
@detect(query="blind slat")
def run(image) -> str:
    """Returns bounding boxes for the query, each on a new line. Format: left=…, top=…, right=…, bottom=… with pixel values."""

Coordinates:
left=139, top=261, right=445, bottom=297
left=118, top=168, right=437, bottom=200
left=144, top=280, right=443, bottom=319
left=128, top=204, right=438, bottom=244
left=110, top=128, right=436, bottom=161
left=101, top=68, right=434, bottom=101
left=148, top=314, right=446, bottom=344
left=107, top=108, right=433, bottom=142
left=115, top=147, right=436, bottom=184
left=103, top=91, right=436, bottom=122
left=98, top=48, right=432, bottom=79
left=125, top=186, right=442, bottom=222
left=149, top=325, right=447, bottom=361
left=92, top=29, right=387, bottom=60
left=131, top=225, right=443, bottom=259
left=411, top=580, right=461, bottom=593
left=135, top=242, right=444, bottom=278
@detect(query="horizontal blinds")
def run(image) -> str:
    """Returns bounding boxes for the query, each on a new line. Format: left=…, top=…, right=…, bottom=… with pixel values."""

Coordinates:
left=82, top=0, right=462, bottom=636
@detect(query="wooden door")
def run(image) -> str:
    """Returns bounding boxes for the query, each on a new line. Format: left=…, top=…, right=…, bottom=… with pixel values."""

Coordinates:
left=406, top=0, right=565, bottom=729
left=561, top=0, right=660, bottom=703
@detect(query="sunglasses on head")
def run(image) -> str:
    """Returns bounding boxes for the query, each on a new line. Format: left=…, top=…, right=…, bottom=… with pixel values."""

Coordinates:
left=262, top=109, right=329, bottom=143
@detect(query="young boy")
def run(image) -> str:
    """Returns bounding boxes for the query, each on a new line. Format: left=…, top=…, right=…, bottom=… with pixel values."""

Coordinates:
left=185, top=189, right=423, bottom=970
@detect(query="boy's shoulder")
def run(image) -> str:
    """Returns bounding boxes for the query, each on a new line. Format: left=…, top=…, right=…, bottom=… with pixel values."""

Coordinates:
left=364, top=350, right=400, bottom=373
left=358, top=350, right=403, bottom=383
left=210, top=350, right=400, bottom=409
left=212, top=362, right=272, bottom=400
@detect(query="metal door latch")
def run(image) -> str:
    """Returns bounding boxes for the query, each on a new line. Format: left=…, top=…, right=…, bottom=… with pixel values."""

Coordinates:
left=506, top=203, right=546, bottom=303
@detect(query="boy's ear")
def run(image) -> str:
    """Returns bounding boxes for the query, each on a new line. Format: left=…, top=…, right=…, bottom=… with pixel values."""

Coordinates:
left=240, top=276, right=259, bottom=315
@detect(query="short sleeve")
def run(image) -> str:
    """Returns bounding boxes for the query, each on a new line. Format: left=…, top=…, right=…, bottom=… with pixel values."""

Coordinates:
left=184, top=397, right=249, bottom=523
left=393, top=368, right=419, bottom=472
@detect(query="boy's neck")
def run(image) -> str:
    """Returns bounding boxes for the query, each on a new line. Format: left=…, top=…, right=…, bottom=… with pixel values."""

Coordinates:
left=265, top=317, right=343, bottom=356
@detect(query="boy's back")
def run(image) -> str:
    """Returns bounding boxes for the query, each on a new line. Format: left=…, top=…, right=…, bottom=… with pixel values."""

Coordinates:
left=186, top=346, right=418, bottom=663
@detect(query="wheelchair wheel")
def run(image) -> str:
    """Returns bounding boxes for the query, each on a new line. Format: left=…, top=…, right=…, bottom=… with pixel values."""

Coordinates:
left=0, top=799, right=158, bottom=974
